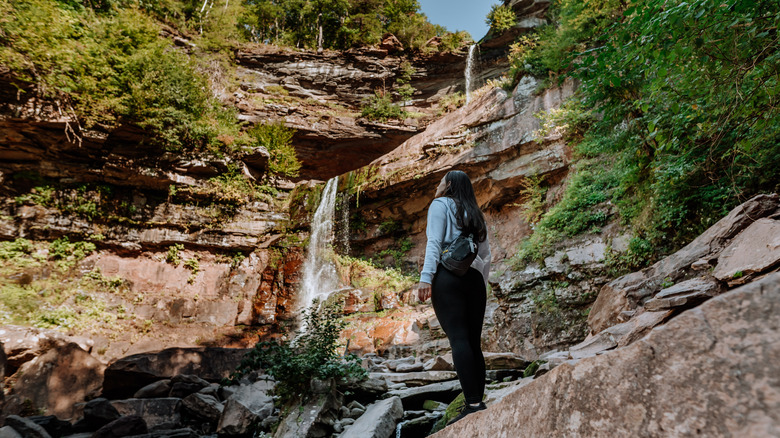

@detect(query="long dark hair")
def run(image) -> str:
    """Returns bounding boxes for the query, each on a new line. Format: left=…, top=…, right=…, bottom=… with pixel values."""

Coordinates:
left=443, top=170, right=487, bottom=242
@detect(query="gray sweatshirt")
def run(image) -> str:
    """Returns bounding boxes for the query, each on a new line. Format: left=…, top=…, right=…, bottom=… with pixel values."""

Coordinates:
left=420, top=197, right=491, bottom=284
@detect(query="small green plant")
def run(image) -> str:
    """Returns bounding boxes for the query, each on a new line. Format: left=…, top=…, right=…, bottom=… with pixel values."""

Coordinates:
left=522, top=360, right=547, bottom=378
left=660, top=277, right=674, bottom=289
left=438, top=92, right=466, bottom=114
left=49, top=237, right=96, bottom=266
left=184, top=257, right=200, bottom=284
left=534, top=99, right=595, bottom=142
left=227, top=301, right=367, bottom=403
left=361, top=91, right=406, bottom=122
left=0, top=238, right=34, bottom=260
left=486, top=4, right=517, bottom=32
left=732, top=271, right=744, bottom=279
left=248, top=122, right=301, bottom=178
left=166, top=244, right=184, bottom=266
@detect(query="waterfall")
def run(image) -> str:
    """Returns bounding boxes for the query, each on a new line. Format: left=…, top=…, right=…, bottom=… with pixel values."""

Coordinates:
left=299, top=177, right=341, bottom=311
left=465, top=44, right=478, bottom=103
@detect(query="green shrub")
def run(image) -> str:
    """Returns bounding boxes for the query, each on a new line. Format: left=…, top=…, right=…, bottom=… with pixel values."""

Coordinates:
left=486, top=4, right=517, bottom=32
left=0, top=238, right=34, bottom=260
left=248, top=122, right=301, bottom=178
left=228, top=301, right=366, bottom=403
left=361, top=92, right=406, bottom=122
left=166, top=244, right=184, bottom=266
left=49, top=237, right=96, bottom=263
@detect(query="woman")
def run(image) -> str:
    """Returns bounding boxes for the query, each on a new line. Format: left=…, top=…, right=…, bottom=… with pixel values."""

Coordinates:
left=417, top=170, right=491, bottom=425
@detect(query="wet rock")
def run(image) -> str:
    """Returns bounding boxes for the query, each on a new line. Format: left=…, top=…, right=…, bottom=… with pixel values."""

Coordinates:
left=182, top=393, right=223, bottom=423
left=396, top=412, right=442, bottom=437
left=434, top=273, right=780, bottom=437
left=370, top=371, right=458, bottom=387
left=422, top=400, right=448, bottom=411
left=340, top=396, right=403, bottom=438
left=216, top=382, right=274, bottom=436
left=133, top=380, right=171, bottom=399
left=385, top=380, right=461, bottom=411
left=4, top=416, right=52, bottom=438
left=712, top=218, right=780, bottom=284
left=110, top=398, right=182, bottom=430
left=644, top=278, right=722, bottom=311
left=2, top=341, right=104, bottom=419
left=92, top=415, right=147, bottom=438
left=102, top=348, right=248, bottom=399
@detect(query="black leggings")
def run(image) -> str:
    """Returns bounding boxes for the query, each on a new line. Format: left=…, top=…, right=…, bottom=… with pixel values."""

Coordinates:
left=431, top=266, right=487, bottom=405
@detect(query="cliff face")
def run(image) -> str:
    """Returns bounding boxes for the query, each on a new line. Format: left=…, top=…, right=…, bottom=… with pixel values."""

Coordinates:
left=233, top=45, right=470, bottom=180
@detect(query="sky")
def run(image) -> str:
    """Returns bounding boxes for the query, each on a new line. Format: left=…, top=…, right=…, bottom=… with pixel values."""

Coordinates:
left=419, top=0, right=494, bottom=42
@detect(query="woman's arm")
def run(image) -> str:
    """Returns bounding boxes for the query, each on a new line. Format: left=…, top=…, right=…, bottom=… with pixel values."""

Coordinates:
left=418, top=199, right=447, bottom=300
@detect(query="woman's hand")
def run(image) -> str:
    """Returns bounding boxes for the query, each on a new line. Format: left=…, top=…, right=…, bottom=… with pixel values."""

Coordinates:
left=417, top=282, right=432, bottom=302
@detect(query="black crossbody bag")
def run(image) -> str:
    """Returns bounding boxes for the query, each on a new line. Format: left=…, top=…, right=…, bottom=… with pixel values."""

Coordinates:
left=440, top=232, right=478, bottom=276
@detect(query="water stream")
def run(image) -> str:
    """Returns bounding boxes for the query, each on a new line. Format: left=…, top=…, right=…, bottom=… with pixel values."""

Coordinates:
left=299, top=177, right=342, bottom=311
left=465, top=44, right=478, bottom=103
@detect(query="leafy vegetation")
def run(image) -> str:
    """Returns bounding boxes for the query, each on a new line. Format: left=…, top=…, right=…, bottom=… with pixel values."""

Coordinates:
left=511, top=0, right=780, bottom=263
left=248, top=122, right=301, bottom=178
left=227, top=301, right=366, bottom=403
left=486, top=4, right=517, bottom=33
left=244, top=0, right=469, bottom=51
left=361, top=91, right=406, bottom=122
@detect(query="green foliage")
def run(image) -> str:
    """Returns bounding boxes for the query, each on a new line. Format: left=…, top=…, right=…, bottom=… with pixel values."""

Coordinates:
left=184, top=257, right=200, bottom=284
left=0, top=238, right=34, bottom=260
left=486, top=4, right=517, bottom=32
left=361, top=91, right=406, bottom=122
left=437, top=91, right=466, bottom=115
left=228, top=301, right=367, bottom=403
left=522, top=360, right=546, bottom=378
left=335, top=255, right=417, bottom=298
left=430, top=392, right=466, bottom=434
left=49, top=237, right=96, bottom=266
left=248, top=122, right=301, bottom=178
left=166, top=244, right=184, bottom=266
left=534, top=99, right=595, bottom=142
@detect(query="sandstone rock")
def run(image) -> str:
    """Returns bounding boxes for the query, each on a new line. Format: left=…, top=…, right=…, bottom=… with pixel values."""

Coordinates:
left=217, top=382, right=274, bottom=436
left=379, top=34, right=403, bottom=53
left=0, top=340, right=5, bottom=409
left=341, top=397, right=403, bottom=438
left=483, top=352, right=529, bottom=370
left=0, top=426, right=21, bottom=438
left=2, top=341, right=104, bottom=419
left=241, top=146, right=270, bottom=173
left=133, top=380, right=171, bottom=399
left=111, top=398, right=182, bottom=430
left=271, top=388, right=341, bottom=438
left=423, top=356, right=454, bottom=371
left=370, top=371, right=458, bottom=387
left=396, top=412, right=442, bottom=438
left=384, top=356, right=415, bottom=371
left=182, top=393, right=223, bottom=423
left=394, top=361, right=424, bottom=372
left=3, top=416, right=52, bottom=438
left=433, top=273, right=780, bottom=437
left=588, top=193, right=780, bottom=334
left=644, top=277, right=722, bottom=311
left=348, top=407, right=366, bottom=419
left=484, top=378, right=534, bottom=405
left=102, top=348, right=248, bottom=399
left=82, top=398, right=121, bottom=429
left=712, top=218, right=780, bottom=284
left=338, top=377, right=387, bottom=404
left=0, top=326, right=93, bottom=371
left=168, top=374, right=209, bottom=398
left=385, top=380, right=462, bottom=411
left=92, top=415, right=147, bottom=438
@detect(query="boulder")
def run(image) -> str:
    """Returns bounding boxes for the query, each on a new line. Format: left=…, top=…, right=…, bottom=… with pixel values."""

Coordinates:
left=340, top=396, right=403, bottom=438
left=92, top=415, right=147, bottom=438
left=271, top=387, right=341, bottom=438
left=102, top=348, right=249, bottom=399
left=379, top=34, right=403, bottom=53
left=217, top=382, right=274, bottom=436
left=423, top=355, right=454, bottom=371
left=384, top=356, right=414, bottom=371
left=241, top=146, right=270, bottom=173
left=588, top=193, right=780, bottom=334
left=0, top=426, right=21, bottom=438
left=182, top=393, right=223, bottom=423
left=370, top=371, right=458, bottom=387
left=2, top=342, right=104, bottom=419
left=337, top=377, right=388, bottom=405
left=3, top=416, right=51, bottom=438
left=712, top=218, right=780, bottom=284
left=168, top=374, right=209, bottom=398
left=133, top=380, right=171, bottom=399
left=434, top=273, right=780, bottom=437
left=27, top=416, right=72, bottom=438
left=111, top=398, right=182, bottom=430
left=394, top=362, right=424, bottom=372
left=0, top=326, right=93, bottom=371
left=82, top=398, right=121, bottom=429
left=385, top=380, right=462, bottom=411
left=644, top=277, right=722, bottom=311
left=483, top=352, right=529, bottom=370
